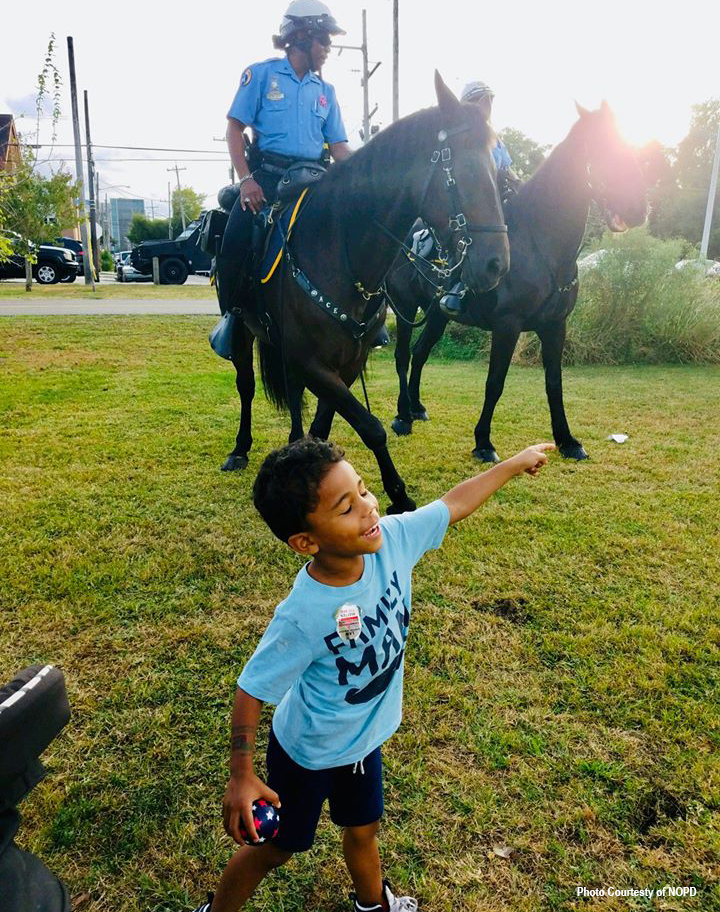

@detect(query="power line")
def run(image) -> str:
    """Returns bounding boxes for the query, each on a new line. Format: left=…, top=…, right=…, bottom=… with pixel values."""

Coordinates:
left=25, top=142, right=228, bottom=154
left=41, top=157, right=231, bottom=162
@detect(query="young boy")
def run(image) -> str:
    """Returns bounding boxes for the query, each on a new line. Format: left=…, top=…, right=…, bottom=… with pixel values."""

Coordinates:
left=193, top=437, right=553, bottom=912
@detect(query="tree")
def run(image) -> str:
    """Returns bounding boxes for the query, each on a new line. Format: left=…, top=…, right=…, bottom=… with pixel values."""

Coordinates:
left=0, top=33, right=64, bottom=262
left=674, top=99, right=720, bottom=190
left=498, top=127, right=549, bottom=180
left=648, top=185, right=719, bottom=259
left=171, top=187, right=206, bottom=235
left=2, top=151, right=80, bottom=253
left=127, top=214, right=170, bottom=245
left=644, top=100, right=720, bottom=259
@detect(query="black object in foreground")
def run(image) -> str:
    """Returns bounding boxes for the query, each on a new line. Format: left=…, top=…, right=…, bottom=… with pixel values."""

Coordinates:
left=0, top=664, right=71, bottom=912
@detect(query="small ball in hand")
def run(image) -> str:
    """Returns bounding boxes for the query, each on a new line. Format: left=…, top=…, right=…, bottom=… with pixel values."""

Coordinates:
left=239, top=798, right=280, bottom=846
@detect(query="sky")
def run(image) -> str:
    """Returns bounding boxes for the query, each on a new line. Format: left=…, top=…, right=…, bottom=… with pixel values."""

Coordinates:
left=2, top=0, right=718, bottom=220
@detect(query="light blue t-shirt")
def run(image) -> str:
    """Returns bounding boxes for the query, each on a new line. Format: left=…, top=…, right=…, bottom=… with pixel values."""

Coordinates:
left=227, top=56, right=348, bottom=160
left=237, top=499, right=451, bottom=770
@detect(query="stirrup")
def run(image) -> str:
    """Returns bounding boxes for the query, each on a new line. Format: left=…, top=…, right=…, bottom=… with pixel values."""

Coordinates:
left=439, top=281, right=466, bottom=316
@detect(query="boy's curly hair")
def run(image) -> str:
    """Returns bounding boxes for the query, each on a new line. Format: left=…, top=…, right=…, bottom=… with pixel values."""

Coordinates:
left=253, top=437, right=346, bottom=542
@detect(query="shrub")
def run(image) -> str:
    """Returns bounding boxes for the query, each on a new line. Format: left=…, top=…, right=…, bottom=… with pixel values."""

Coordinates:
left=560, top=229, right=720, bottom=364
left=100, top=249, right=114, bottom=271
left=388, top=230, right=720, bottom=365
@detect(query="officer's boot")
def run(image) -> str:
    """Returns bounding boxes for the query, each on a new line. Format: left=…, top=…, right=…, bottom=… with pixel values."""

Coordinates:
left=439, top=281, right=467, bottom=317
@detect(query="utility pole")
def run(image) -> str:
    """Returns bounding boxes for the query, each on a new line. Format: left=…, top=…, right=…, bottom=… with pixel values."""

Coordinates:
left=167, top=163, right=187, bottom=230
left=336, top=9, right=381, bottom=143
left=392, top=0, right=399, bottom=121
left=167, top=182, right=173, bottom=238
left=83, top=90, right=100, bottom=279
left=700, top=120, right=720, bottom=260
left=66, top=37, right=94, bottom=288
left=149, top=199, right=155, bottom=219
left=214, top=137, right=235, bottom=183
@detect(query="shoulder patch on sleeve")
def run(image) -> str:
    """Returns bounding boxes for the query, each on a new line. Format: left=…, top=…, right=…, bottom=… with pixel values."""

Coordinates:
left=241, top=67, right=252, bottom=87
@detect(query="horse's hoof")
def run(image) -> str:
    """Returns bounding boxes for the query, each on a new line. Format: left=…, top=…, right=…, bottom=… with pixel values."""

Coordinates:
left=391, top=417, right=413, bottom=436
left=560, top=444, right=589, bottom=460
left=221, top=453, right=249, bottom=472
left=472, top=448, right=500, bottom=463
left=410, top=409, right=429, bottom=421
left=386, top=495, right=417, bottom=515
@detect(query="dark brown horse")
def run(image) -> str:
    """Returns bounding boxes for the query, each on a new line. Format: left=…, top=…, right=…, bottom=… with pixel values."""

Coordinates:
left=224, top=72, right=509, bottom=512
left=387, top=102, right=647, bottom=461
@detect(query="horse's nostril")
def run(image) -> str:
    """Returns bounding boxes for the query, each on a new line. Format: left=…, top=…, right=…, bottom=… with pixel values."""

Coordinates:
left=487, top=257, right=501, bottom=277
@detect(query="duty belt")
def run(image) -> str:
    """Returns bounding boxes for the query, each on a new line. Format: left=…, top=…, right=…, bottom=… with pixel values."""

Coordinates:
left=260, top=153, right=323, bottom=175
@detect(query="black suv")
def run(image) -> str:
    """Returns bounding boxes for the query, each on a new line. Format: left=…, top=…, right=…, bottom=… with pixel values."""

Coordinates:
left=0, top=235, right=81, bottom=284
left=130, top=218, right=212, bottom=284
left=55, top=237, right=85, bottom=282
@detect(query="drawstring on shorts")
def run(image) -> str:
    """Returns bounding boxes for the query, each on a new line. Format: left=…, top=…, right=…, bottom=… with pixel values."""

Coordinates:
left=352, top=759, right=366, bottom=775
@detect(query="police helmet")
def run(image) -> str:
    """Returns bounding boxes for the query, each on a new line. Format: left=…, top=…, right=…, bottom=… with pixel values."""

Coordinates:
left=273, top=0, right=346, bottom=49
left=461, top=81, right=495, bottom=104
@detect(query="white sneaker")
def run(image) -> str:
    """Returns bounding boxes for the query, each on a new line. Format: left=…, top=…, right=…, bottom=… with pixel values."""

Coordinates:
left=189, top=893, right=213, bottom=912
left=352, top=880, right=419, bottom=912
left=384, top=882, right=419, bottom=911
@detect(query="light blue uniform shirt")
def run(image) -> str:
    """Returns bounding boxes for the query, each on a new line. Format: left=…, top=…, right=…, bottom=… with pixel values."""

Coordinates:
left=227, top=56, right=348, bottom=160
left=237, top=499, right=451, bottom=769
left=493, top=138, right=512, bottom=171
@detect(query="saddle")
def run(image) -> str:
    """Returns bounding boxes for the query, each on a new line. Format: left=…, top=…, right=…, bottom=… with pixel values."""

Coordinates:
left=199, top=160, right=325, bottom=258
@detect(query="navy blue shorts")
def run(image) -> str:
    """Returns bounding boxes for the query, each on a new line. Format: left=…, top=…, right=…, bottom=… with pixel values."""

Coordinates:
left=265, top=727, right=384, bottom=852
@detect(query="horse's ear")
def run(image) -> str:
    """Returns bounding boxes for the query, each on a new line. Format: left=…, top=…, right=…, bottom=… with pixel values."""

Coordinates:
left=600, top=99, right=613, bottom=118
left=435, top=70, right=460, bottom=113
left=575, top=101, right=590, bottom=118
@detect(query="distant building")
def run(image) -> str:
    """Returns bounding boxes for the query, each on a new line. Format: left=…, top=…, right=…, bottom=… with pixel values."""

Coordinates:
left=110, top=198, right=145, bottom=250
left=0, top=115, right=21, bottom=171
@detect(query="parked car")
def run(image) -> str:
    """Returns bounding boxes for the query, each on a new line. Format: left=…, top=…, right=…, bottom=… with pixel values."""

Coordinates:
left=55, top=237, right=84, bottom=281
left=117, top=263, right=152, bottom=283
left=674, top=258, right=720, bottom=278
left=0, top=234, right=81, bottom=284
left=114, top=250, right=132, bottom=266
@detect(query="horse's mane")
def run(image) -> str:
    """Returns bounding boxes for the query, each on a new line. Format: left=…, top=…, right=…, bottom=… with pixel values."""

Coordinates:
left=307, top=103, right=494, bottom=217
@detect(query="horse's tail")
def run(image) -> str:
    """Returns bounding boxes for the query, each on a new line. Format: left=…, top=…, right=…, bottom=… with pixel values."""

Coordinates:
left=258, top=339, right=289, bottom=411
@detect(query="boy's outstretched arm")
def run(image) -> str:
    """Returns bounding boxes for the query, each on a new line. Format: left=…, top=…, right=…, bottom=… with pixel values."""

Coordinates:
left=441, top=444, right=555, bottom=525
left=222, top=687, right=280, bottom=844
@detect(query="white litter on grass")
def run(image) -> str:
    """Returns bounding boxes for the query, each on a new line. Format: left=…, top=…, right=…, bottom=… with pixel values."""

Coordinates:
left=607, top=434, right=629, bottom=443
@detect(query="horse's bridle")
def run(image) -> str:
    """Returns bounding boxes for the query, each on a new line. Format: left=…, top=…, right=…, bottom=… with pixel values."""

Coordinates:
left=356, top=122, right=509, bottom=300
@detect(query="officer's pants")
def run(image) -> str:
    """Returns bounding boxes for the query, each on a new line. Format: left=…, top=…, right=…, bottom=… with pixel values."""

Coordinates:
left=216, top=170, right=279, bottom=314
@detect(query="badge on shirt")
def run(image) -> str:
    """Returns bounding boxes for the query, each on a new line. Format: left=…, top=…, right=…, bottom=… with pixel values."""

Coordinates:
left=334, top=604, right=362, bottom=642
left=241, top=68, right=252, bottom=87
left=318, top=94, right=328, bottom=107
left=266, top=77, right=285, bottom=101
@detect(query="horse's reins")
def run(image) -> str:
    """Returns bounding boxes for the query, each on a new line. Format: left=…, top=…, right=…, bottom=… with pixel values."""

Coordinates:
left=356, top=124, right=508, bottom=300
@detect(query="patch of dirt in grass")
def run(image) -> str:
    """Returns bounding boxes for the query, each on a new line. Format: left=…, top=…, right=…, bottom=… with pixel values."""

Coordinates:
left=633, top=785, right=688, bottom=834
left=472, top=596, right=532, bottom=624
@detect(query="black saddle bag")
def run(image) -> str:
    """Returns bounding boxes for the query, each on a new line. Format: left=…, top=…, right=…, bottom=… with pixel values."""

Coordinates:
left=199, top=208, right=230, bottom=256
left=275, top=160, right=327, bottom=203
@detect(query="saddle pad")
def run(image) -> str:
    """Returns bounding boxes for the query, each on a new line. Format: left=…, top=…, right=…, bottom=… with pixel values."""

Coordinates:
left=259, top=189, right=308, bottom=285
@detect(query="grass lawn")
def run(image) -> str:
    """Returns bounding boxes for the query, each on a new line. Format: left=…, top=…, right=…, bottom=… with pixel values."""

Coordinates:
left=1, top=317, right=718, bottom=912
left=0, top=282, right=214, bottom=300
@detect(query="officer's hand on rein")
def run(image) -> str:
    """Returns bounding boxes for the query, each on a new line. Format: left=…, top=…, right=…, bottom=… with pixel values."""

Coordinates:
left=240, top=178, right=266, bottom=215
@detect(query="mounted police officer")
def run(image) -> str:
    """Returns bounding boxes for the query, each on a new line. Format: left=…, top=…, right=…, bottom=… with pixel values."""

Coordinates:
left=460, top=80, right=518, bottom=183
left=440, top=80, right=520, bottom=316
left=216, top=0, right=352, bottom=316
